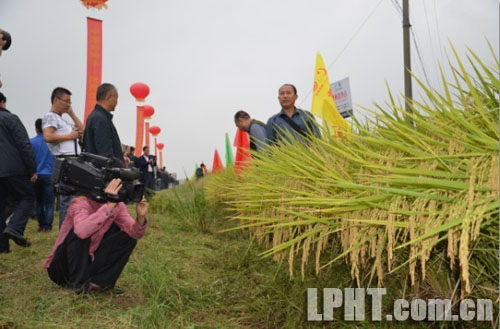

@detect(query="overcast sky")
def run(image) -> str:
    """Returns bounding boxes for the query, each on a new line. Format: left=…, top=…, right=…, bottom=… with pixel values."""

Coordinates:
left=0, top=0, right=498, bottom=178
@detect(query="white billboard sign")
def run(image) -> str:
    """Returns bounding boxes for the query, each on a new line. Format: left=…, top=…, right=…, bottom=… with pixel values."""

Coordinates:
left=330, top=77, right=353, bottom=118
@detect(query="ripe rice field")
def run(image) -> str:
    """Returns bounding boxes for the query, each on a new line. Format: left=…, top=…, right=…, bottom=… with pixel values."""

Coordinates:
left=1, top=44, right=498, bottom=328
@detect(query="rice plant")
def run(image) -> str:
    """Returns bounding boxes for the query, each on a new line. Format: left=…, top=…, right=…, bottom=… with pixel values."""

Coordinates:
left=207, top=43, right=499, bottom=302
left=150, top=178, right=215, bottom=233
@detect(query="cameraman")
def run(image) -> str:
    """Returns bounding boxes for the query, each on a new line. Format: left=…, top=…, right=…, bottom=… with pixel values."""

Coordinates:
left=44, top=178, right=148, bottom=294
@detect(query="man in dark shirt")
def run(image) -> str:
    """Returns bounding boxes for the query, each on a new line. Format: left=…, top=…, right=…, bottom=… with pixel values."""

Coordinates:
left=128, top=146, right=138, bottom=167
left=83, top=83, right=123, bottom=164
left=0, top=92, right=37, bottom=252
left=266, top=84, right=320, bottom=144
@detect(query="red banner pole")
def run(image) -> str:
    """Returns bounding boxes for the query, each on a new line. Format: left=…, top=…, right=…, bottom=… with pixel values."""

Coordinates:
left=145, top=121, right=150, bottom=148
left=135, top=106, right=144, bottom=157
left=160, top=150, right=163, bottom=168
left=154, top=137, right=158, bottom=157
left=84, top=17, right=103, bottom=126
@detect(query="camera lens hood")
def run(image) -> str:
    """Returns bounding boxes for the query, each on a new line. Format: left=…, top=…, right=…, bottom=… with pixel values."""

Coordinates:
left=2, top=30, right=11, bottom=50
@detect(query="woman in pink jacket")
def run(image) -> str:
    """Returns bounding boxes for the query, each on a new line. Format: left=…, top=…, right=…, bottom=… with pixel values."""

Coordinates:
left=44, top=178, right=148, bottom=294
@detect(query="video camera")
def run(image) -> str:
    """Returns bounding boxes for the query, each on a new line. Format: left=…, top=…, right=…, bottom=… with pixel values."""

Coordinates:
left=51, top=153, right=144, bottom=203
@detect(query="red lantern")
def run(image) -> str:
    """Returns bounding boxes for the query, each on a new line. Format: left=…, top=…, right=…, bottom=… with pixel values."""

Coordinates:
left=143, top=105, right=155, bottom=119
left=81, top=0, right=108, bottom=10
left=130, top=82, right=150, bottom=102
left=156, top=143, right=165, bottom=168
left=149, top=126, right=161, bottom=157
left=149, top=126, right=161, bottom=136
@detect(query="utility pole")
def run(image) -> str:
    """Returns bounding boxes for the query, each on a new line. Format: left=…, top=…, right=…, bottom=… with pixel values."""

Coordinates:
left=402, top=0, right=413, bottom=114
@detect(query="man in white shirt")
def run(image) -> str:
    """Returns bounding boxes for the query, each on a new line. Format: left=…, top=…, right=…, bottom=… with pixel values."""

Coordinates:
left=42, top=87, right=83, bottom=228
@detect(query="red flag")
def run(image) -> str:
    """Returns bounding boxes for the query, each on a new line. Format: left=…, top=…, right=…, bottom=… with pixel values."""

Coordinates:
left=212, top=149, right=223, bottom=174
left=234, top=129, right=251, bottom=175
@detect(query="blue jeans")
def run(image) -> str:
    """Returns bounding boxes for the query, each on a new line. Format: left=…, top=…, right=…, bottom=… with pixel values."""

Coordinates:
left=58, top=194, right=74, bottom=229
left=34, top=176, right=55, bottom=230
left=0, top=175, right=35, bottom=252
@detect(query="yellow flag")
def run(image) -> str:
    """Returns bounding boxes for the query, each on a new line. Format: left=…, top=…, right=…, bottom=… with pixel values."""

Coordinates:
left=311, top=52, right=350, bottom=136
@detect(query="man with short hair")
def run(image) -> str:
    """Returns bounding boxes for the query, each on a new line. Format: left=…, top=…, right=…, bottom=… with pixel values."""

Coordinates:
left=266, top=84, right=320, bottom=144
left=43, top=87, right=83, bottom=228
left=83, top=83, right=123, bottom=162
left=159, top=167, right=170, bottom=190
left=0, top=92, right=37, bottom=251
left=128, top=146, right=138, bottom=167
left=31, top=119, right=55, bottom=232
left=234, top=110, right=268, bottom=152
left=137, top=146, right=155, bottom=189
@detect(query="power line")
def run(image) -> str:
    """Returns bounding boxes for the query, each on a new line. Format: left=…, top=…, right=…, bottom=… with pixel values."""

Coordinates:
left=326, top=0, right=385, bottom=72
left=409, top=18, right=432, bottom=86
left=391, top=0, right=432, bottom=86
left=390, top=0, right=402, bottom=14
left=423, top=0, right=440, bottom=83
left=433, top=0, right=446, bottom=65
left=299, top=0, right=385, bottom=107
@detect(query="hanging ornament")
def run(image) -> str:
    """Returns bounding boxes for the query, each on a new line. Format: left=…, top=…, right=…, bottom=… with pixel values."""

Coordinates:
left=81, top=0, right=108, bottom=10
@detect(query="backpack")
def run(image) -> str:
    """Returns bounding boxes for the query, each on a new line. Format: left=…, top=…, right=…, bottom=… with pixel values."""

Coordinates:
left=249, top=119, right=266, bottom=151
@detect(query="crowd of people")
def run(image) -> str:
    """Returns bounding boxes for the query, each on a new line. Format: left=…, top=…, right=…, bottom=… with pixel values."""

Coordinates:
left=1, top=28, right=152, bottom=293
left=121, top=144, right=177, bottom=190
left=0, top=76, right=152, bottom=293
left=1, top=26, right=319, bottom=295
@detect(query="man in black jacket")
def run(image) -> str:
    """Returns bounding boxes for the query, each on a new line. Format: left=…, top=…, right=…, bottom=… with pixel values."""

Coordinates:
left=83, top=83, right=124, bottom=164
left=0, top=92, right=37, bottom=252
left=137, top=146, right=156, bottom=189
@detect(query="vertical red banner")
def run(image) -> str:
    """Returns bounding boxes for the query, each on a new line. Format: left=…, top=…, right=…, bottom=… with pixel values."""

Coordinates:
left=154, top=137, right=158, bottom=157
left=159, top=150, right=163, bottom=168
left=84, top=18, right=103, bottom=126
left=145, top=122, right=150, bottom=148
left=135, top=106, right=144, bottom=157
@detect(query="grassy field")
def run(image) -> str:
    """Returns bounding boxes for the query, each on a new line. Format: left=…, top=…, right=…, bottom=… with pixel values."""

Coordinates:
left=0, top=183, right=494, bottom=328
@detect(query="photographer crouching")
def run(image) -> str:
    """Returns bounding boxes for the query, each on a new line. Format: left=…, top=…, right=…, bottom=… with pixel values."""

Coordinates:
left=44, top=153, right=148, bottom=294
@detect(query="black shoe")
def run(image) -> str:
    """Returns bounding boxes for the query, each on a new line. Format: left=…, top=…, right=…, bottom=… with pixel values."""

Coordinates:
left=3, top=227, right=31, bottom=247
left=0, top=249, right=10, bottom=254
left=110, top=287, right=125, bottom=295
left=88, top=282, right=125, bottom=295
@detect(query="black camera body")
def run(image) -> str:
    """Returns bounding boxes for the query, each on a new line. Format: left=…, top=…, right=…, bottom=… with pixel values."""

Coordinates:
left=51, top=153, right=144, bottom=203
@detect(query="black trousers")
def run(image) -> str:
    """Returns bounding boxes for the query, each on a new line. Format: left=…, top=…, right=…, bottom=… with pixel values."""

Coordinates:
left=0, top=175, right=35, bottom=252
left=47, top=223, right=137, bottom=291
left=145, top=172, right=155, bottom=190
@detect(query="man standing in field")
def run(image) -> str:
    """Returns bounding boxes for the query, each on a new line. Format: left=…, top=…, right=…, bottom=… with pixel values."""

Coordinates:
left=0, top=92, right=37, bottom=251
left=83, top=83, right=124, bottom=163
left=43, top=87, right=83, bottom=228
left=266, top=84, right=320, bottom=144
